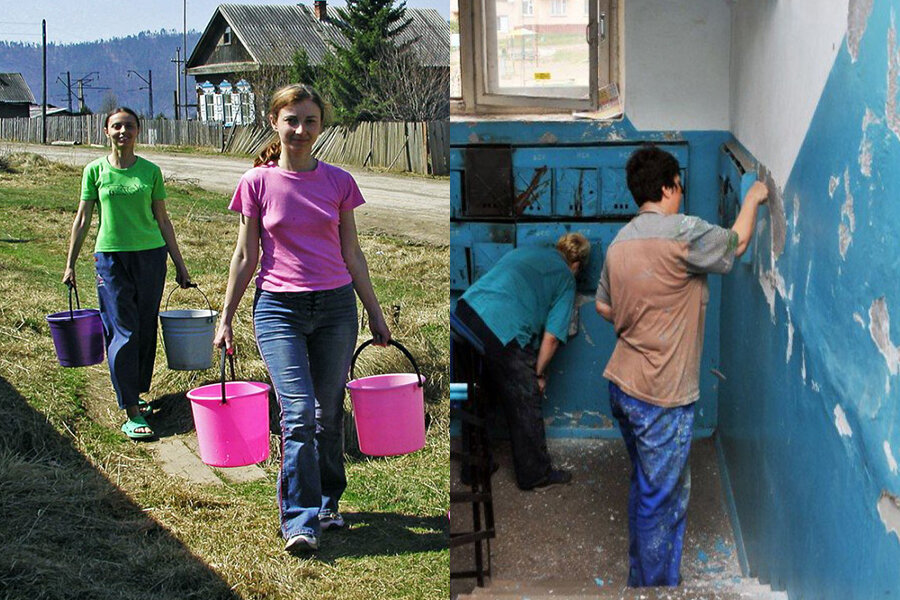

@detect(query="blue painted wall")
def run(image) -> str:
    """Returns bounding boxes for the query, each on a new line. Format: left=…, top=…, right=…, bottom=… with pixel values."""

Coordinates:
left=717, top=1, right=900, bottom=597
left=451, top=122, right=730, bottom=436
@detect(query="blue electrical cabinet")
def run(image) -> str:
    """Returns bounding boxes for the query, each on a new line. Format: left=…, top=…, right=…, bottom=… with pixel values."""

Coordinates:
left=451, top=140, right=719, bottom=437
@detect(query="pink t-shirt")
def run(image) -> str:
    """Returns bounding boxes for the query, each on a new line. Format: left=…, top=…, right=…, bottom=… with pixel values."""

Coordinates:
left=229, top=161, right=365, bottom=292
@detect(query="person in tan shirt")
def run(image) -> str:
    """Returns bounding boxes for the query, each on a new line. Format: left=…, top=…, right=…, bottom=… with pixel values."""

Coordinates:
left=595, top=144, right=767, bottom=587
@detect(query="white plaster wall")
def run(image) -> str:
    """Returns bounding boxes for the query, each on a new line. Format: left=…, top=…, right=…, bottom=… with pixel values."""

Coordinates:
left=730, top=0, right=849, bottom=187
left=624, top=0, right=732, bottom=131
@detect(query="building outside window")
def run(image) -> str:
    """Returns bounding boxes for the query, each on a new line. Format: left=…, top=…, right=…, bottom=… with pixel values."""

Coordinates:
left=551, top=0, right=567, bottom=16
left=453, top=0, right=617, bottom=113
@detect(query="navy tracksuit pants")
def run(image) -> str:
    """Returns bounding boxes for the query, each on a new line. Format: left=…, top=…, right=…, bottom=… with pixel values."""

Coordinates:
left=94, top=246, right=168, bottom=410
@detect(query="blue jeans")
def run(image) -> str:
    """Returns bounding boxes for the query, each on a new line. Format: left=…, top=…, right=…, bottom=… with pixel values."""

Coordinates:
left=94, top=246, right=168, bottom=410
left=608, top=382, right=694, bottom=587
left=253, top=284, right=358, bottom=539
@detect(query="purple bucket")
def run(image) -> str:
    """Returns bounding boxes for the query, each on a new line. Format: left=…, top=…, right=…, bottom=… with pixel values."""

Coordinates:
left=47, top=284, right=105, bottom=367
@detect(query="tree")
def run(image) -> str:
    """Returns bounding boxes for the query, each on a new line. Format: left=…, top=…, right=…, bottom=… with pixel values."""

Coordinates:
left=99, top=91, right=119, bottom=115
left=320, top=0, right=414, bottom=123
left=361, top=45, right=450, bottom=121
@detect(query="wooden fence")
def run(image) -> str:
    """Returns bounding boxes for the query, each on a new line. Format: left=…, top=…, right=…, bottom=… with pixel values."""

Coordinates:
left=0, top=115, right=449, bottom=176
left=0, top=114, right=222, bottom=147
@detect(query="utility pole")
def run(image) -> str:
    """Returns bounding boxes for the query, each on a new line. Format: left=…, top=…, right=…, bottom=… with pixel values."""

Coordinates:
left=41, top=19, right=47, bottom=144
left=172, top=48, right=182, bottom=120
left=127, top=69, right=153, bottom=117
left=183, top=0, right=189, bottom=120
left=57, top=72, right=75, bottom=113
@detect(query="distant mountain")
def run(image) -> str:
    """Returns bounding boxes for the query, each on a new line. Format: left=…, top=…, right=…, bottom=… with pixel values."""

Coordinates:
left=0, top=30, right=202, bottom=118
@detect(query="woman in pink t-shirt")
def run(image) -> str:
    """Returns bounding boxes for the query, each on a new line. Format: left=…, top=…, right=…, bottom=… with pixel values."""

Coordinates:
left=214, top=84, right=391, bottom=554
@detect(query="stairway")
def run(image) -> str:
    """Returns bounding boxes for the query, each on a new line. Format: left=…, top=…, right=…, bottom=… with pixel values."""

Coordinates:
left=457, top=577, right=788, bottom=599
left=451, top=437, right=788, bottom=600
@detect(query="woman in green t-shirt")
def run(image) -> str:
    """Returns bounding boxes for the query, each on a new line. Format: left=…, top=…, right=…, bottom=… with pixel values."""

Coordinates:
left=62, top=107, right=192, bottom=440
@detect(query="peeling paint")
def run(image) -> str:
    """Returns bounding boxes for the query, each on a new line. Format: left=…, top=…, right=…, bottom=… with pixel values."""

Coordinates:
left=812, top=380, right=821, bottom=393
left=758, top=268, right=777, bottom=321
left=847, top=0, right=875, bottom=62
left=538, top=132, right=559, bottom=144
left=829, top=175, right=841, bottom=197
left=834, top=404, right=853, bottom=437
left=786, top=313, right=794, bottom=363
left=791, top=194, right=800, bottom=245
left=886, top=441, right=899, bottom=474
left=839, top=223, right=852, bottom=259
left=854, top=312, right=866, bottom=328
left=839, top=167, right=856, bottom=259
left=801, top=347, right=807, bottom=383
left=859, top=138, right=873, bottom=176
left=869, top=297, right=900, bottom=375
left=842, top=167, right=857, bottom=232
left=759, top=165, right=786, bottom=258
left=878, top=491, right=900, bottom=542
left=888, top=11, right=900, bottom=141
left=467, top=132, right=481, bottom=144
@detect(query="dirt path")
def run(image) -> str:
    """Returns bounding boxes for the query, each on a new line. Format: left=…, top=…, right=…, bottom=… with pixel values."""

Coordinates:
left=4, top=142, right=449, bottom=246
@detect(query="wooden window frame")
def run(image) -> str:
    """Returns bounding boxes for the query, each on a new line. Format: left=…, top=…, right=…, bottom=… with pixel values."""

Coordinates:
left=453, top=0, right=619, bottom=115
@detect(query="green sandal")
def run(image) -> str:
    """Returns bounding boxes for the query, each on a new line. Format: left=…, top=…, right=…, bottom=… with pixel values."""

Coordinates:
left=122, top=415, right=155, bottom=440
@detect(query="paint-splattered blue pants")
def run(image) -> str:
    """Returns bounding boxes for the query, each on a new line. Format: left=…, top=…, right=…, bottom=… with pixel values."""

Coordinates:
left=608, top=381, right=694, bottom=587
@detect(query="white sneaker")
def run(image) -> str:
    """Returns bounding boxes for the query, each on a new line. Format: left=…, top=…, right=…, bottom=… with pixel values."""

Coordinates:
left=319, top=510, right=345, bottom=530
left=284, top=533, right=318, bottom=552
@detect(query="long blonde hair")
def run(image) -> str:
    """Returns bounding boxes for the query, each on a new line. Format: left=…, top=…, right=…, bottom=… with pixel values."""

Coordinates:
left=254, top=84, right=327, bottom=167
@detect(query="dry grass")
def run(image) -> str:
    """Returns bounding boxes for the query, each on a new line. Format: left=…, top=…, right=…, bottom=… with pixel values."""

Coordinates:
left=0, top=152, right=449, bottom=599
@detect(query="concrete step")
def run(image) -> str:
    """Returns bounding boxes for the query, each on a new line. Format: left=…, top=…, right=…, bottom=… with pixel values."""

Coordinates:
left=458, top=578, right=788, bottom=600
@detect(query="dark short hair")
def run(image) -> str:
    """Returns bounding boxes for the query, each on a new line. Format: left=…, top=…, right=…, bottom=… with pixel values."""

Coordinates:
left=104, top=107, right=141, bottom=129
left=625, top=144, right=681, bottom=206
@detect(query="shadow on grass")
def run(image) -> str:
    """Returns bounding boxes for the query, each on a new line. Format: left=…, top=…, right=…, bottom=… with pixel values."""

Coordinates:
left=308, top=512, right=449, bottom=562
left=0, top=376, right=241, bottom=600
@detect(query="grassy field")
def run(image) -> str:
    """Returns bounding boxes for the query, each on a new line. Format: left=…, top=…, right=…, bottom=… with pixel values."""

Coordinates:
left=0, top=152, right=449, bottom=599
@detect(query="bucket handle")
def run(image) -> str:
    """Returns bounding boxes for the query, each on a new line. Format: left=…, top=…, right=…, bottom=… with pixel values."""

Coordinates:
left=349, top=339, right=424, bottom=387
left=219, top=347, right=236, bottom=405
left=65, top=281, right=81, bottom=320
left=164, top=283, right=213, bottom=316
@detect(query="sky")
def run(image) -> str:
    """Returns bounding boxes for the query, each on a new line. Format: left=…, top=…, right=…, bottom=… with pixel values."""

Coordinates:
left=0, top=0, right=449, bottom=45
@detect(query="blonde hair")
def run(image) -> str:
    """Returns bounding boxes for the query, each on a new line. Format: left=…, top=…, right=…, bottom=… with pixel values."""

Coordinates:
left=556, top=232, right=590, bottom=266
left=254, top=84, right=327, bottom=167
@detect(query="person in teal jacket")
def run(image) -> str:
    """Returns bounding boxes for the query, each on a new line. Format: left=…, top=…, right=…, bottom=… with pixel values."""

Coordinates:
left=454, top=233, right=589, bottom=490
left=63, top=107, right=192, bottom=440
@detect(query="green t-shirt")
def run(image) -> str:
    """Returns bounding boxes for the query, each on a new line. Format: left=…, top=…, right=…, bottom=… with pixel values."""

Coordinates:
left=80, top=156, right=167, bottom=252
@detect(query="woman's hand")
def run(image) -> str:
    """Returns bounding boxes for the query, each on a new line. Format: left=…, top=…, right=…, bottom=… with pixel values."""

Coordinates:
left=368, top=313, right=392, bottom=347
left=62, top=267, right=76, bottom=287
left=213, top=321, right=234, bottom=354
left=175, top=263, right=192, bottom=288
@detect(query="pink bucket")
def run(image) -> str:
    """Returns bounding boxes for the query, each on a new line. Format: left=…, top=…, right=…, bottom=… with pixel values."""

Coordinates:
left=186, top=350, right=270, bottom=467
left=347, top=340, right=426, bottom=456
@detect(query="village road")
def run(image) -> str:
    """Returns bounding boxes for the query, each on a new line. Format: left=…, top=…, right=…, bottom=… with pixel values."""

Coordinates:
left=5, top=142, right=449, bottom=246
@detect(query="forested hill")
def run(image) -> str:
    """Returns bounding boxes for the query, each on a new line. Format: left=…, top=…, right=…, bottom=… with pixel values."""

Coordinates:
left=0, top=30, right=201, bottom=118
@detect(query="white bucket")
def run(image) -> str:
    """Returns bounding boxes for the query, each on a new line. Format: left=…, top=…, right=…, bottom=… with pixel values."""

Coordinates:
left=159, top=285, right=217, bottom=371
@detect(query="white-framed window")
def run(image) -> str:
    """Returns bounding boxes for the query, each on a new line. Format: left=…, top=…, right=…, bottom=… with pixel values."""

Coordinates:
left=222, top=26, right=232, bottom=45
left=453, top=0, right=617, bottom=113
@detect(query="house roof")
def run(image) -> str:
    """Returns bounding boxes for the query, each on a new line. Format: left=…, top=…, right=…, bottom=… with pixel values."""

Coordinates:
left=0, top=73, right=36, bottom=104
left=186, top=3, right=449, bottom=73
